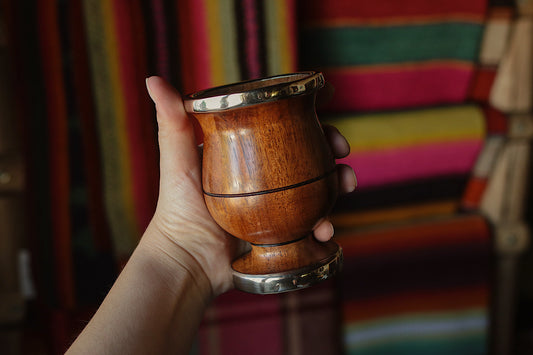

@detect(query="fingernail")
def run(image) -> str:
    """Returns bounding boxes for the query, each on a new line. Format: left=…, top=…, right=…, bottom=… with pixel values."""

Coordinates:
left=328, top=223, right=335, bottom=238
left=346, top=168, right=357, bottom=193
left=145, top=77, right=154, bottom=101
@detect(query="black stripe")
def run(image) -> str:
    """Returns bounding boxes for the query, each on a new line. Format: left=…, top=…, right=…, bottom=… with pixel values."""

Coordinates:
left=234, top=0, right=247, bottom=80
left=255, top=0, right=267, bottom=77
left=204, top=167, right=336, bottom=198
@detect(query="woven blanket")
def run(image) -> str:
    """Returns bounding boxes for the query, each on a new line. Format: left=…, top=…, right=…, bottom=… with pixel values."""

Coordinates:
left=197, top=282, right=341, bottom=355
left=337, top=214, right=491, bottom=355
left=300, top=0, right=487, bottom=112
left=325, top=105, right=486, bottom=189
left=176, top=0, right=297, bottom=94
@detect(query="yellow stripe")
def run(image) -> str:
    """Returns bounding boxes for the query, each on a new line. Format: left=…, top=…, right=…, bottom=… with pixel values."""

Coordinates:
left=277, top=0, right=293, bottom=73
left=219, top=0, right=240, bottom=83
left=264, top=0, right=280, bottom=75
left=101, top=1, right=138, bottom=242
left=264, top=0, right=294, bottom=75
left=326, top=105, right=486, bottom=152
left=206, top=0, right=224, bottom=86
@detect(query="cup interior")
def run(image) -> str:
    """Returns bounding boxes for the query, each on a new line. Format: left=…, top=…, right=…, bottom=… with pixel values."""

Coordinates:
left=188, top=72, right=314, bottom=99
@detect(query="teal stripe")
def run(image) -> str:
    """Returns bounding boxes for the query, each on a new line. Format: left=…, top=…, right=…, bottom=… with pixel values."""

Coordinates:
left=345, top=333, right=487, bottom=355
left=300, top=23, right=483, bottom=67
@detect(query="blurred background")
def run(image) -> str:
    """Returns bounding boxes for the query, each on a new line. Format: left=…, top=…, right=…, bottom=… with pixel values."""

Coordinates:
left=1, top=0, right=533, bottom=354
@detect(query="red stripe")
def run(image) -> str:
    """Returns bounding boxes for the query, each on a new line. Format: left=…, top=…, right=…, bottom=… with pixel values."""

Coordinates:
left=243, top=0, right=262, bottom=79
left=323, top=65, right=475, bottom=111
left=177, top=0, right=211, bottom=92
left=301, top=0, right=487, bottom=24
left=37, top=0, right=75, bottom=309
left=344, top=286, right=488, bottom=323
left=483, top=105, right=508, bottom=134
left=338, top=214, right=490, bottom=257
left=469, top=67, right=497, bottom=103
left=461, top=177, right=488, bottom=210
left=112, top=0, right=158, bottom=234
left=69, top=0, right=112, bottom=252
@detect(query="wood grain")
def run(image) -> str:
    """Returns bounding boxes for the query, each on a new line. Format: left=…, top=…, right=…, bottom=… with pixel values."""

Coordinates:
left=187, top=72, right=340, bottom=275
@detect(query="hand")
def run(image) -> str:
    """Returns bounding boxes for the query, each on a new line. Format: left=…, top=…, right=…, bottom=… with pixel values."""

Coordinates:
left=144, top=76, right=356, bottom=298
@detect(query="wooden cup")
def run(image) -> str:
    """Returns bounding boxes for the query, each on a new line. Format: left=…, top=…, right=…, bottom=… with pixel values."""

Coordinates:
left=184, top=72, right=342, bottom=294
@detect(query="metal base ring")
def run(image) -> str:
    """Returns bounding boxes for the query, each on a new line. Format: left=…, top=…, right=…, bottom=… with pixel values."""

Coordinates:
left=232, top=247, right=343, bottom=294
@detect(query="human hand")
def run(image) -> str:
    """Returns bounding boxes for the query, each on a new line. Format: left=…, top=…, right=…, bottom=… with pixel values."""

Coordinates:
left=144, top=76, right=356, bottom=298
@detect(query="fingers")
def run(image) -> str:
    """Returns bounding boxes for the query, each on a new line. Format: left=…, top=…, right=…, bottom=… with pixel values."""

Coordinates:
left=314, top=124, right=356, bottom=243
left=146, top=76, right=200, bottom=188
left=313, top=219, right=335, bottom=242
left=323, top=124, right=350, bottom=158
left=312, top=164, right=356, bottom=243
left=338, top=164, right=357, bottom=194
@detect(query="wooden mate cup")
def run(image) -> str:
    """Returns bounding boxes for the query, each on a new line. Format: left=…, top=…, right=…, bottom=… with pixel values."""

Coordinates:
left=184, top=72, right=342, bottom=294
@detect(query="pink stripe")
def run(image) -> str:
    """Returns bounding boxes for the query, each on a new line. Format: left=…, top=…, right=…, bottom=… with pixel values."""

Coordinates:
left=188, top=0, right=211, bottom=90
left=324, top=66, right=474, bottom=112
left=244, top=0, right=261, bottom=78
left=338, top=140, right=483, bottom=188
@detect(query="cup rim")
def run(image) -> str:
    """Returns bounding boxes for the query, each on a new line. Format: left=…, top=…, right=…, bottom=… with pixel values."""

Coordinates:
left=183, top=71, right=324, bottom=113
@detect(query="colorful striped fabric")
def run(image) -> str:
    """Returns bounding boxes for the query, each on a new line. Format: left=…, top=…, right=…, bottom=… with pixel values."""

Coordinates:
left=338, top=214, right=491, bottom=355
left=326, top=105, right=486, bottom=189
left=197, top=282, right=341, bottom=355
left=331, top=200, right=459, bottom=228
left=82, top=0, right=160, bottom=266
left=176, top=0, right=297, bottom=94
left=300, top=0, right=487, bottom=112
left=5, top=1, right=507, bottom=354
left=37, top=0, right=75, bottom=310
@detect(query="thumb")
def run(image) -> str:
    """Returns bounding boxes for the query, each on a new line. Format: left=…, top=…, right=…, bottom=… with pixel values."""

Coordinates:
left=146, top=76, right=201, bottom=190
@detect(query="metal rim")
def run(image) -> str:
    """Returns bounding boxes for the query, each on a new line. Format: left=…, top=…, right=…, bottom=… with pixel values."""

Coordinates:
left=232, top=247, right=343, bottom=294
left=184, top=72, right=324, bottom=113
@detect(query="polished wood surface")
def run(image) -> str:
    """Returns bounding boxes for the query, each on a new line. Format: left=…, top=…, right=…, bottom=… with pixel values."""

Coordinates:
left=187, top=73, right=340, bottom=275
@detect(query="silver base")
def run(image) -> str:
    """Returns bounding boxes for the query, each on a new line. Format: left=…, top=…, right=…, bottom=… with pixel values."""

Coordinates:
left=232, top=248, right=343, bottom=294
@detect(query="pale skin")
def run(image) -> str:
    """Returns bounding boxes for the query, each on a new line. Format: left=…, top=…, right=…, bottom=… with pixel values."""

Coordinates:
left=67, top=76, right=356, bottom=354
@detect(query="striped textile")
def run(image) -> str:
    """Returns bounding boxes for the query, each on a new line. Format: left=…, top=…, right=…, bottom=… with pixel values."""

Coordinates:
left=176, top=0, right=297, bottom=94
left=299, top=0, right=487, bottom=112
left=197, top=282, right=341, bottom=355
left=37, top=0, right=75, bottom=310
left=338, top=214, right=491, bottom=355
left=7, top=0, right=57, bottom=311
left=66, top=0, right=118, bottom=306
left=331, top=200, right=459, bottom=229
left=82, top=0, right=159, bottom=267
left=326, top=105, right=486, bottom=189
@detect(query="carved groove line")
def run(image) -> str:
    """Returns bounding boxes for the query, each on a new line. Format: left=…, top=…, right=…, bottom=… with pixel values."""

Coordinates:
left=203, top=167, right=336, bottom=198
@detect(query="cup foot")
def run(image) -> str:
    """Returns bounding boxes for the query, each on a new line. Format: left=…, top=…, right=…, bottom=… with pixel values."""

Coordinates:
left=232, top=244, right=342, bottom=294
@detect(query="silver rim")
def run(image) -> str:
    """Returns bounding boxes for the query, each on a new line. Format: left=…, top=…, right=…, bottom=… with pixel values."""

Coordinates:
left=232, top=247, right=343, bottom=294
left=184, top=72, right=324, bottom=113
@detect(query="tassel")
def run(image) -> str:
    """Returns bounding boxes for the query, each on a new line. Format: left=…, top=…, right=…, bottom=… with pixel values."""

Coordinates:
left=489, top=17, right=533, bottom=113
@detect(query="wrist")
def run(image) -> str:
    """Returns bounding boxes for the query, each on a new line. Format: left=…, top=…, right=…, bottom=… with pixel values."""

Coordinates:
left=137, top=222, right=215, bottom=302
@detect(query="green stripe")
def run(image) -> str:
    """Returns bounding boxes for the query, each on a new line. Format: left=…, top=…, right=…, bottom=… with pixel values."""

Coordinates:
left=345, top=333, right=487, bottom=355
left=300, top=23, right=483, bottom=67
